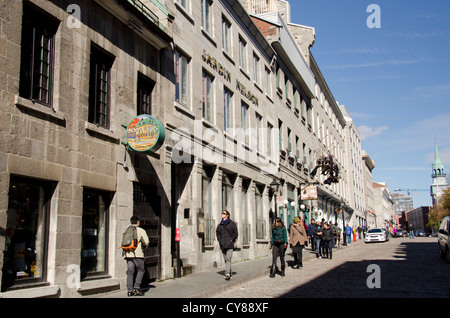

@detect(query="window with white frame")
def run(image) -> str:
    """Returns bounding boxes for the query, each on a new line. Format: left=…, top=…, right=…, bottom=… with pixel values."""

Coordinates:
left=202, top=70, right=214, bottom=122
left=222, top=16, right=231, bottom=55
left=241, top=101, right=249, bottom=144
left=178, top=0, right=188, bottom=10
left=238, top=36, right=247, bottom=71
left=201, top=0, right=212, bottom=34
left=253, top=53, right=260, bottom=85
left=175, top=50, right=190, bottom=107
left=267, top=122, right=273, bottom=158
left=224, top=87, right=233, bottom=131
left=265, top=66, right=272, bottom=98
left=256, top=113, right=262, bottom=153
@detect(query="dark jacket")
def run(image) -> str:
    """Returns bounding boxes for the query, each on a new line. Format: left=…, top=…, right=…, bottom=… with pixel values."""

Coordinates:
left=307, top=223, right=315, bottom=236
left=271, top=225, right=288, bottom=245
left=321, top=227, right=334, bottom=241
left=216, top=218, right=238, bottom=250
left=313, top=223, right=323, bottom=238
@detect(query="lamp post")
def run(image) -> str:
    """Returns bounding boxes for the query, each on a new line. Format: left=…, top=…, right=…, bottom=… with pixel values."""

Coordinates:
left=341, top=200, right=347, bottom=246
left=270, top=178, right=280, bottom=222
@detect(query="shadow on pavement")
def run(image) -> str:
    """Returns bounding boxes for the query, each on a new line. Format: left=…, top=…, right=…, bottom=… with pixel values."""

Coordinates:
left=278, top=240, right=450, bottom=298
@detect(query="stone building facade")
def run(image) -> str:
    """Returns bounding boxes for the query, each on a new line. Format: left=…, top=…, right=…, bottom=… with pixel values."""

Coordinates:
left=0, top=0, right=367, bottom=297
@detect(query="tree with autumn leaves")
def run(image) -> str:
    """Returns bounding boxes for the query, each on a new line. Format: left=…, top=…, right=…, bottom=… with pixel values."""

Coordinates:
left=428, top=188, right=450, bottom=231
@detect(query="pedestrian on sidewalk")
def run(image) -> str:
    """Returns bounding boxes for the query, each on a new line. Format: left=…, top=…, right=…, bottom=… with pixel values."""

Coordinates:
left=269, top=217, right=288, bottom=277
left=307, top=218, right=316, bottom=251
left=357, top=226, right=362, bottom=240
left=216, top=210, right=238, bottom=280
left=321, top=222, right=334, bottom=259
left=313, top=220, right=323, bottom=258
left=123, top=215, right=149, bottom=297
left=289, top=216, right=308, bottom=269
left=345, top=224, right=352, bottom=244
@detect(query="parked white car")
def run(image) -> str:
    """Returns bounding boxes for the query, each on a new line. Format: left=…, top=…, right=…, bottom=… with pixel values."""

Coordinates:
left=365, top=228, right=387, bottom=243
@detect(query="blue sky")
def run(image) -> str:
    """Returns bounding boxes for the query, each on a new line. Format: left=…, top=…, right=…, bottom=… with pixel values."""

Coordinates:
left=288, top=0, right=450, bottom=208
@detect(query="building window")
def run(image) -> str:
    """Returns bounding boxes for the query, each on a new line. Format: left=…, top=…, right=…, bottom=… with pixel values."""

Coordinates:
left=278, top=119, right=283, bottom=151
left=265, top=67, right=272, bottom=98
left=256, top=113, right=262, bottom=153
left=201, top=0, right=212, bottom=34
left=2, top=176, right=54, bottom=292
left=202, top=165, right=215, bottom=246
left=19, top=3, right=59, bottom=106
left=175, top=50, right=190, bottom=107
left=255, top=184, right=265, bottom=239
left=267, top=122, right=273, bottom=158
left=253, top=53, right=260, bottom=85
left=137, top=73, right=155, bottom=115
left=222, top=16, right=231, bottom=55
left=88, top=44, right=114, bottom=128
left=224, top=87, right=233, bottom=130
left=241, top=101, right=249, bottom=144
left=238, top=36, right=247, bottom=71
left=81, top=188, right=110, bottom=280
left=202, top=70, right=214, bottom=122
left=178, top=0, right=188, bottom=10
left=222, top=173, right=235, bottom=212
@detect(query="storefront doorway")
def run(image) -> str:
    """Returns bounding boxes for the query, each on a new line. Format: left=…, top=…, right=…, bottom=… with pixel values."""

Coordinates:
left=132, top=182, right=161, bottom=283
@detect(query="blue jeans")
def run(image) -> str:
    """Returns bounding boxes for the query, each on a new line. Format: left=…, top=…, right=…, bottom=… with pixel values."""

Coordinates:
left=347, top=235, right=351, bottom=243
left=315, top=238, right=322, bottom=257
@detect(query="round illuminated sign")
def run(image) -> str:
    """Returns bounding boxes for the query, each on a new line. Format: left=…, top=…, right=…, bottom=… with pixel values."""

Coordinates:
left=125, top=114, right=165, bottom=153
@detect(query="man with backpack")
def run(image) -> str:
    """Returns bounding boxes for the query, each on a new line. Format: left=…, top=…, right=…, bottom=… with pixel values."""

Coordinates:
left=122, top=215, right=149, bottom=296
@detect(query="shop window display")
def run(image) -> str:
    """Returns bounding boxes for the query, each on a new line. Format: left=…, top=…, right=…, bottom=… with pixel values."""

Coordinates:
left=2, top=177, right=53, bottom=292
left=81, top=189, right=110, bottom=279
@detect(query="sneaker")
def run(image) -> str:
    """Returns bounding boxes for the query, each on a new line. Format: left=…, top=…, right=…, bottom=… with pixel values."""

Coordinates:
left=225, top=273, right=231, bottom=280
left=133, top=289, right=144, bottom=296
left=127, top=290, right=135, bottom=297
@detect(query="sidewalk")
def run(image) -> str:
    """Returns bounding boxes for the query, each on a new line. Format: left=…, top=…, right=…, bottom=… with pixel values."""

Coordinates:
left=100, top=239, right=364, bottom=298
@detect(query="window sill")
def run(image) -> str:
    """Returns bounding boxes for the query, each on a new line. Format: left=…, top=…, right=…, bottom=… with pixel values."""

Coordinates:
left=0, top=284, right=60, bottom=298
left=15, top=95, right=66, bottom=124
left=85, top=122, right=120, bottom=144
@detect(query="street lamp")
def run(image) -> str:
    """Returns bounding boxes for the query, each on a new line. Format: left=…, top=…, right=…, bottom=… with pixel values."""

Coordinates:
left=270, top=178, right=280, bottom=220
left=340, top=200, right=347, bottom=246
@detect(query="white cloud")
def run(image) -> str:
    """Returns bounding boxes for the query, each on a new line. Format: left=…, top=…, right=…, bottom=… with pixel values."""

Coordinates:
left=324, top=59, right=422, bottom=70
left=358, top=125, right=388, bottom=141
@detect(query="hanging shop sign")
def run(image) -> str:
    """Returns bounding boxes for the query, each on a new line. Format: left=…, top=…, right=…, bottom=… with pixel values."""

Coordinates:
left=300, top=185, right=317, bottom=200
left=124, top=114, right=165, bottom=153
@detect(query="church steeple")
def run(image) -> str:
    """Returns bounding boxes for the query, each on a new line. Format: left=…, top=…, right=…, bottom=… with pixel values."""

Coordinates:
left=431, top=143, right=449, bottom=206
left=432, top=143, right=446, bottom=178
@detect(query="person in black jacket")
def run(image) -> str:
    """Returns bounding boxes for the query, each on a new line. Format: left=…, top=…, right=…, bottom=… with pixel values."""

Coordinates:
left=321, top=222, right=335, bottom=259
left=216, top=210, right=238, bottom=280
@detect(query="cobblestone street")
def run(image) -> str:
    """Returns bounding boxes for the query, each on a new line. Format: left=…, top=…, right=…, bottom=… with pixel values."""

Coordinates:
left=216, top=237, right=450, bottom=298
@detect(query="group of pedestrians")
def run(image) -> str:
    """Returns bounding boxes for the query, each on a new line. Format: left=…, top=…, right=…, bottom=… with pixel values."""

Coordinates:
left=268, top=216, right=341, bottom=278
left=307, top=218, right=340, bottom=260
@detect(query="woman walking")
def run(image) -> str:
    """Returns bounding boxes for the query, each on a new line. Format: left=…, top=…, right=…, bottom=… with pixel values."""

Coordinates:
left=269, top=217, right=288, bottom=277
left=289, top=217, right=308, bottom=269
